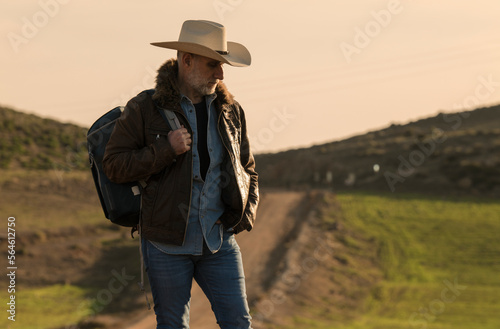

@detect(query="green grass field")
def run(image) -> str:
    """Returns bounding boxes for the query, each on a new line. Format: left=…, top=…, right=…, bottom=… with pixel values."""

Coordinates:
left=3, top=284, right=91, bottom=329
left=299, top=192, right=500, bottom=329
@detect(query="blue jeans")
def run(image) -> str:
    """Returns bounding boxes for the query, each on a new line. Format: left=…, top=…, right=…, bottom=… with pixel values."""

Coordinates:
left=142, top=233, right=252, bottom=329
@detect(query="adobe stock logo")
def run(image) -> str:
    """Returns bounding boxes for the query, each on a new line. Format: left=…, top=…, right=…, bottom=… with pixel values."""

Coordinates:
left=384, top=74, right=500, bottom=192
left=7, top=0, right=71, bottom=53
left=340, top=0, right=404, bottom=63
left=250, top=107, right=296, bottom=153
left=408, top=277, right=467, bottom=329
left=213, top=0, right=245, bottom=21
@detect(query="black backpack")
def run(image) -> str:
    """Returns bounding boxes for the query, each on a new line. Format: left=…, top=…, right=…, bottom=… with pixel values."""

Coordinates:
left=87, top=90, right=180, bottom=227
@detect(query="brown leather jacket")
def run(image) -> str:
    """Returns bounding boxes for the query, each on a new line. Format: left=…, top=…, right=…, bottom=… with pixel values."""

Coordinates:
left=102, top=59, right=259, bottom=245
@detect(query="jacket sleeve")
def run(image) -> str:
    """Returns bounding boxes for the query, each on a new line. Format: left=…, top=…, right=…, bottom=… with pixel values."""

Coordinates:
left=102, top=98, right=177, bottom=184
left=234, top=105, right=259, bottom=233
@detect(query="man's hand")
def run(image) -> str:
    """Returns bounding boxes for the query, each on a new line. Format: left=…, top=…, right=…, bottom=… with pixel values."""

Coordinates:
left=168, top=126, right=192, bottom=155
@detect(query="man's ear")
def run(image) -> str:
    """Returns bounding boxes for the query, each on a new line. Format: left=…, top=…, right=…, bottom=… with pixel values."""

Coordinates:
left=181, top=52, right=194, bottom=68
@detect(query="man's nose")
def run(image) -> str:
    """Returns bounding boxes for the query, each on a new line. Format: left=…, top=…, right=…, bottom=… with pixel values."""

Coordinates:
left=214, top=64, right=224, bottom=80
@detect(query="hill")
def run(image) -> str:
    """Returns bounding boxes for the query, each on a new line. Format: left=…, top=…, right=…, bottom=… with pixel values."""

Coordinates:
left=255, top=104, right=500, bottom=195
left=2, top=102, right=500, bottom=195
left=0, top=106, right=88, bottom=170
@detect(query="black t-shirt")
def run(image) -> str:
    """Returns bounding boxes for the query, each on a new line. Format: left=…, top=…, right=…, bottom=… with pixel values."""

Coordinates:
left=194, top=101, right=210, bottom=180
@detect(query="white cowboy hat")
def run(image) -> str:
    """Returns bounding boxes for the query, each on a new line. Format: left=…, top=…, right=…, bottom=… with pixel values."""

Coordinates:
left=151, top=20, right=251, bottom=67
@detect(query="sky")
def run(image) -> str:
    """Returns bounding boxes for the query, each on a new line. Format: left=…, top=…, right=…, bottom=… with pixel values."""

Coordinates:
left=1, top=0, right=500, bottom=154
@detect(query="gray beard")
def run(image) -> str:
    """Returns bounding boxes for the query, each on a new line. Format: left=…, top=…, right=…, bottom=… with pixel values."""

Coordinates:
left=188, top=73, right=218, bottom=97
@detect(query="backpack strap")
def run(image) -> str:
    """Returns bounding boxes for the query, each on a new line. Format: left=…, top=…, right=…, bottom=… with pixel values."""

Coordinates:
left=141, top=88, right=181, bottom=131
left=159, top=107, right=181, bottom=130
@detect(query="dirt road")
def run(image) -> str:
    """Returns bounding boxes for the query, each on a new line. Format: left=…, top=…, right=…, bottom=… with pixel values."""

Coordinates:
left=125, top=190, right=308, bottom=329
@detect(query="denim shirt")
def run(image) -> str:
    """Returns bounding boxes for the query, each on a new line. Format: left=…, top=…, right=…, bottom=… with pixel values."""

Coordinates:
left=150, top=93, right=226, bottom=255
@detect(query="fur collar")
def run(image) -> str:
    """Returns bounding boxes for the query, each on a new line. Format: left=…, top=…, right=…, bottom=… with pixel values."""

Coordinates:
left=152, top=58, right=235, bottom=110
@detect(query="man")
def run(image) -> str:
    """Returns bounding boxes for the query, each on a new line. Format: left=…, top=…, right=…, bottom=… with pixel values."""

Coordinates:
left=103, top=20, right=259, bottom=328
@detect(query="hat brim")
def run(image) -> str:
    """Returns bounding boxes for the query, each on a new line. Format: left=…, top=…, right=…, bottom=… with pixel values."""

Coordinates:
left=150, top=41, right=251, bottom=67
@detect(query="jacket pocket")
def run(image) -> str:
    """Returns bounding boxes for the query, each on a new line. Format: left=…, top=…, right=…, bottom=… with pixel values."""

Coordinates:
left=146, top=126, right=170, bottom=145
